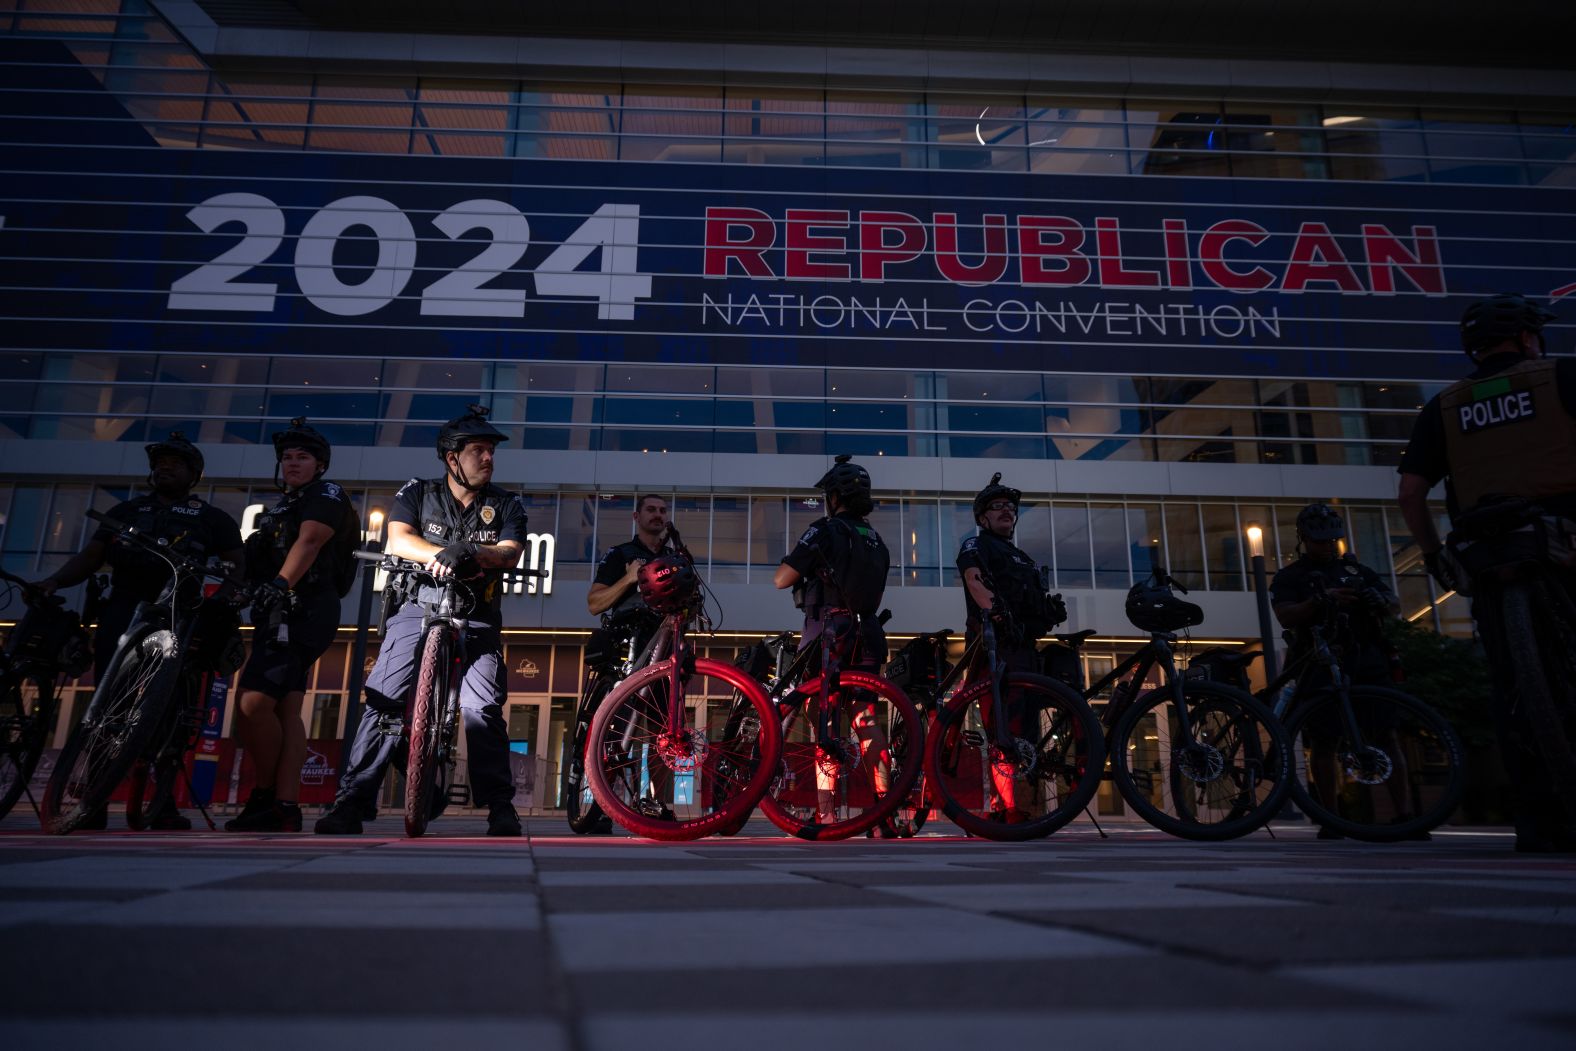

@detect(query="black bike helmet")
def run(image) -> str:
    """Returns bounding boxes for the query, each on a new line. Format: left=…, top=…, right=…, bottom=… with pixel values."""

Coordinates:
left=271, top=417, right=332, bottom=470
left=637, top=554, right=699, bottom=615
left=144, top=431, right=204, bottom=482
left=814, top=454, right=871, bottom=501
left=437, top=403, right=509, bottom=492
left=1460, top=294, right=1556, bottom=358
left=972, top=472, right=1022, bottom=520
left=1125, top=579, right=1205, bottom=634
left=1295, top=502, right=1346, bottom=542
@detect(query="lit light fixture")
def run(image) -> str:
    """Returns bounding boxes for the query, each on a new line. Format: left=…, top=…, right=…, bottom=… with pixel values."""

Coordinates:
left=1322, top=115, right=1365, bottom=126
left=1245, top=523, right=1264, bottom=559
left=366, top=508, right=385, bottom=543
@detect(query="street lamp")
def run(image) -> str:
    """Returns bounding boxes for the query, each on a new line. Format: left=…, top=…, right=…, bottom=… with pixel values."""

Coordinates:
left=339, top=508, right=385, bottom=780
left=1245, top=523, right=1280, bottom=683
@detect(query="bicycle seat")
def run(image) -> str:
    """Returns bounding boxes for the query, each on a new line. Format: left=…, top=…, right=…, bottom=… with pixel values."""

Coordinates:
left=763, top=631, right=797, bottom=657
left=1204, top=650, right=1260, bottom=670
left=1053, top=629, right=1098, bottom=647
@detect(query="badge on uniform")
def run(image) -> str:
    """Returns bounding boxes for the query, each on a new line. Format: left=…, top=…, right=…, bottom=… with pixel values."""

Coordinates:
left=189, top=500, right=201, bottom=509
left=481, top=505, right=496, bottom=525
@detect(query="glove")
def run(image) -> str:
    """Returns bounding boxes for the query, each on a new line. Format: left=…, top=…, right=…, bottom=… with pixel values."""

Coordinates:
left=1045, top=591, right=1068, bottom=628
left=251, top=576, right=291, bottom=619
left=434, top=541, right=482, bottom=579
left=1423, top=549, right=1467, bottom=595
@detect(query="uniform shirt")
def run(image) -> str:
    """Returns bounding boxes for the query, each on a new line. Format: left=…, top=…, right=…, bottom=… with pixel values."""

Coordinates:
left=390, top=478, right=528, bottom=626
left=1269, top=554, right=1395, bottom=651
left=1399, top=353, right=1576, bottom=518
left=93, top=493, right=242, bottom=603
left=956, top=529, right=1045, bottom=636
left=593, top=536, right=673, bottom=621
left=246, top=478, right=359, bottom=594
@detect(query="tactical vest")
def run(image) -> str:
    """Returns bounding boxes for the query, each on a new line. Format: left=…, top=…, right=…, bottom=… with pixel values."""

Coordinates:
left=604, top=537, right=672, bottom=619
left=1439, top=358, right=1576, bottom=514
left=244, top=479, right=358, bottom=595
left=411, top=479, right=518, bottom=609
left=105, top=495, right=222, bottom=601
left=971, top=531, right=1053, bottom=633
left=805, top=516, right=889, bottom=616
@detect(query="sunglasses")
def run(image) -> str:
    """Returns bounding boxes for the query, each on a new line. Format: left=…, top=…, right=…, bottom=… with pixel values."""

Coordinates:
left=985, top=501, right=1017, bottom=513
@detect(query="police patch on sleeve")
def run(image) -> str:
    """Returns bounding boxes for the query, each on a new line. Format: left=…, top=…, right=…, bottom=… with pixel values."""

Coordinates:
left=322, top=481, right=344, bottom=499
left=960, top=537, right=978, bottom=553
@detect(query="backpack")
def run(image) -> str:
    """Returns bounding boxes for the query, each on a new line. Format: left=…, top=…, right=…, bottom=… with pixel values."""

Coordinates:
left=821, top=516, right=889, bottom=615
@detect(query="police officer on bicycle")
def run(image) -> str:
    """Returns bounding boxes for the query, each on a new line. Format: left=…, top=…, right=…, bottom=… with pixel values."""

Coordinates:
left=956, top=473, right=1066, bottom=823
left=587, top=493, right=675, bottom=639
left=1398, top=293, right=1576, bottom=853
left=227, top=419, right=360, bottom=833
left=316, top=406, right=528, bottom=837
left=34, top=432, right=244, bottom=831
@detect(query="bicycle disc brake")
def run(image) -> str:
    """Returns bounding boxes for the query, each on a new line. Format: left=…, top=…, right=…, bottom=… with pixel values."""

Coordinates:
left=990, top=738, right=1037, bottom=779
left=656, top=729, right=708, bottom=774
left=814, top=735, right=860, bottom=777
left=1340, top=746, right=1394, bottom=786
left=141, top=630, right=176, bottom=659
left=1175, top=742, right=1226, bottom=784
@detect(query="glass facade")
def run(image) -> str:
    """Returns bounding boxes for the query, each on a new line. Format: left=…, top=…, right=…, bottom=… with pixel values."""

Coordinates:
left=0, top=4, right=1572, bottom=186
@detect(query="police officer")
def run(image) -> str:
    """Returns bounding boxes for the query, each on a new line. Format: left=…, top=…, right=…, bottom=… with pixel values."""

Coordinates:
left=1270, top=503, right=1411, bottom=840
left=775, top=455, right=891, bottom=826
left=1398, top=293, right=1576, bottom=853
left=315, top=405, right=528, bottom=837
left=956, top=472, right=1066, bottom=823
left=35, top=432, right=245, bottom=831
left=226, top=419, right=359, bottom=833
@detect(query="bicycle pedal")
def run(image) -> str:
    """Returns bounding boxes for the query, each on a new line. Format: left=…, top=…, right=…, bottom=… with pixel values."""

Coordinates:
left=445, top=784, right=471, bottom=807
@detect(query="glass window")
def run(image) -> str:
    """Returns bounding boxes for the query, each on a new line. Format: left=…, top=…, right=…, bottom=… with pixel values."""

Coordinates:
left=1027, top=98, right=1126, bottom=175
left=1052, top=503, right=1092, bottom=589
left=410, top=80, right=511, bottom=157
left=670, top=495, right=709, bottom=566
left=306, top=76, right=415, bottom=154
left=1200, top=504, right=1244, bottom=591
left=2, top=485, right=48, bottom=556
left=1090, top=503, right=1129, bottom=589
left=557, top=492, right=600, bottom=564
left=1423, top=108, right=1526, bottom=184
left=591, top=494, right=633, bottom=558
left=1172, top=501, right=1204, bottom=592
left=1127, top=503, right=1163, bottom=585
left=42, top=485, right=90, bottom=554
left=1014, top=499, right=1052, bottom=573
left=202, top=73, right=310, bottom=150
left=309, top=693, right=342, bottom=738
left=865, top=500, right=902, bottom=587
left=1126, top=99, right=1229, bottom=177
left=514, top=81, right=618, bottom=160
left=899, top=498, right=940, bottom=586
left=1517, top=111, right=1576, bottom=162
left=940, top=501, right=976, bottom=585
left=1322, top=107, right=1427, bottom=182
left=749, top=496, right=786, bottom=570
left=710, top=496, right=748, bottom=582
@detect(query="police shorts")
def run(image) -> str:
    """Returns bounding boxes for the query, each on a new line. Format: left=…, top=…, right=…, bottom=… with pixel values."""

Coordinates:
left=238, top=588, right=340, bottom=699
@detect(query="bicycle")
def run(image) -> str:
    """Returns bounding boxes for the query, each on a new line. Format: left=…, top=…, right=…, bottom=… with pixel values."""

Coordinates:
left=0, top=570, right=92, bottom=821
left=356, top=551, right=544, bottom=838
left=921, top=611, right=1105, bottom=841
left=729, top=610, right=925, bottom=840
left=1229, top=579, right=1467, bottom=842
left=41, top=509, right=247, bottom=834
left=564, top=605, right=672, bottom=834
left=1447, top=497, right=1576, bottom=835
left=879, top=628, right=956, bottom=837
left=1043, top=567, right=1291, bottom=841
left=584, top=554, right=783, bottom=841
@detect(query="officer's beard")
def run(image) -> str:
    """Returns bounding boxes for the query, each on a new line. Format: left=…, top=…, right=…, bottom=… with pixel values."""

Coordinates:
left=149, top=470, right=190, bottom=501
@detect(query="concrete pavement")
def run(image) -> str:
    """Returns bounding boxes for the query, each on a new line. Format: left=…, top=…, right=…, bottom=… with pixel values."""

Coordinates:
left=2, top=814, right=1574, bottom=1049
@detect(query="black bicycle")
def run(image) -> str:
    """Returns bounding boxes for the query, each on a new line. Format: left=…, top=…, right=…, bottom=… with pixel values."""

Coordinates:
left=1045, top=567, right=1292, bottom=841
left=564, top=605, right=668, bottom=834
left=41, top=510, right=246, bottom=834
left=879, top=628, right=955, bottom=836
left=1238, top=580, right=1467, bottom=842
left=0, top=570, right=92, bottom=821
left=921, top=611, right=1105, bottom=841
left=1447, top=497, right=1576, bottom=835
left=359, top=552, right=544, bottom=838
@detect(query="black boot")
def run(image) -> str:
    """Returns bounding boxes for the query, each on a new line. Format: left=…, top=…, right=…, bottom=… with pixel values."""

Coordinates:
left=313, top=800, right=366, bottom=835
left=225, top=788, right=283, bottom=832
left=487, top=801, right=522, bottom=837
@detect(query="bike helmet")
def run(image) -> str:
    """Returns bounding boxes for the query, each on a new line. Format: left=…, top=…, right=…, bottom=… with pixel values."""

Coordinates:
left=1125, top=579, right=1205, bottom=634
left=144, top=430, right=204, bottom=481
left=437, top=403, right=509, bottom=459
left=1460, top=294, right=1556, bottom=358
left=972, top=472, right=1022, bottom=520
left=637, top=554, right=699, bottom=615
left=814, top=454, right=871, bottom=502
left=1295, top=502, right=1346, bottom=542
left=271, top=417, right=332, bottom=470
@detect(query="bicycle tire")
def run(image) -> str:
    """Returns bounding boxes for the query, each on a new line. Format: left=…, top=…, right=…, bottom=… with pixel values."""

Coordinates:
left=564, top=676, right=613, bottom=834
left=586, top=657, right=781, bottom=841
left=926, top=672, right=1104, bottom=842
left=0, top=683, right=50, bottom=821
left=41, top=627, right=182, bottom=834
left=1500, top=580, right=1576, bottom=828
left=758, top=670, right=925, bottom=841
left=1110, top=680, right=1290, bottom=841
left=1286, top=685, right=1466, bottom=842
left=404, top=624, right=449, bottom=839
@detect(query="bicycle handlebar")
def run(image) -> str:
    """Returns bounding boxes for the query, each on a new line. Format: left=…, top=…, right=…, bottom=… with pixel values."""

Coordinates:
left=86, top=509, right=247, bottom=594
left=352, top=548, right=547, bottom=582
left=0, top=567, right=63, bottom=608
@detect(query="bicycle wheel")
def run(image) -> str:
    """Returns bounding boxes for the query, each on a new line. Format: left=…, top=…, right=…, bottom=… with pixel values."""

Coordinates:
left=404, top=625, right=449, bottom=839
left=564, top=677, right=613, bottom=834
left=1110, top=680, right=1290, bottom=841
left=1287, top=685, right=1466, bottom=842
left=0, top=683, right=50, bottom=821
left=586, top=657, right=781, bottom=841
left=926, top=672, right=1104, bottom=842
left=1499, top=580, right=1576, bottom=825
left=42, top=627, right=182, bottom=834
left=758, top=671, right=924, bottom=841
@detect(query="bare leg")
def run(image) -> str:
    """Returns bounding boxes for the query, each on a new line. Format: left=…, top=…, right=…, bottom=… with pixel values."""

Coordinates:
left=275, top=690, right=307, bottom=802
left=235, top=690, right=283, bottom=790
